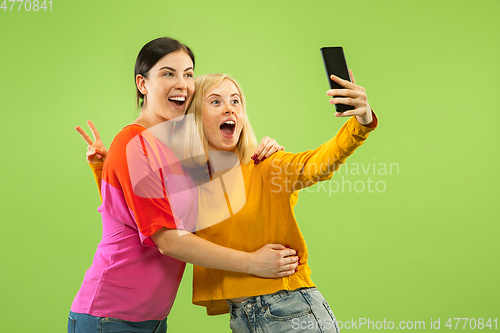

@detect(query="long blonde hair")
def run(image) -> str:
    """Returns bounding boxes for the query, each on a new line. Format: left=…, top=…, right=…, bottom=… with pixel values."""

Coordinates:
left=171, top=74, right=257, bottom=168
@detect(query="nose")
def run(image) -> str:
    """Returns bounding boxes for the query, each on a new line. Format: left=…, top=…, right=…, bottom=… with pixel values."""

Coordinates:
left=174, top=82, right=187, bottom=90
left=173, top=77, right=188, bottom=90
left=223, top=104, right=234, bottom=115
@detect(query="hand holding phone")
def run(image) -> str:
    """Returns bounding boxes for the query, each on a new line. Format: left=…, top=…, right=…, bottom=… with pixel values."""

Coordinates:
left=321, top=47, right=373, bottom=125
left=320, top=47, right=354, bottom=113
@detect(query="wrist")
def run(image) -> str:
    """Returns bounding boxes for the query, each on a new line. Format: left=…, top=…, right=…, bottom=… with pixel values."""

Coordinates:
left=243, top=252, right=254, bottom=274
left=355, top=110, right=373, bottom=126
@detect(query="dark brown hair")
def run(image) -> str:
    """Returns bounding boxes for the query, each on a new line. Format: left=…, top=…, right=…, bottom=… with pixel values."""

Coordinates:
left=134, top=37, right=195, bottom=107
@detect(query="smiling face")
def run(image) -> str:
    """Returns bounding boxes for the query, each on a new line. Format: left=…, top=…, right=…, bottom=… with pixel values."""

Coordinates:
left=202, top=79, right=245, bottom=153
left=138, top=50, right=195, bottom=121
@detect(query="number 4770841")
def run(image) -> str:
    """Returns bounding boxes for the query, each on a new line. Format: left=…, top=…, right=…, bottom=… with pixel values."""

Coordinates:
left=445, top=318, right=497, bottom=330
left=1, top=0, right=52, bottom=11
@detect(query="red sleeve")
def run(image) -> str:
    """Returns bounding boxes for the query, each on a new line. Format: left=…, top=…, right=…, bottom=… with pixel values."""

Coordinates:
left=103, top=125, right=185, bottom=245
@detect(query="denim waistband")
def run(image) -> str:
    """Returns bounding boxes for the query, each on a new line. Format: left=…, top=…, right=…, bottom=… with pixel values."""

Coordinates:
left=227, top=287, right=317, bottom=315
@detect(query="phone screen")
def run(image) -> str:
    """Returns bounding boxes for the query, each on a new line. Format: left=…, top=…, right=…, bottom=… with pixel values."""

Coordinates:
left=320, top=47, right=354, bottom=112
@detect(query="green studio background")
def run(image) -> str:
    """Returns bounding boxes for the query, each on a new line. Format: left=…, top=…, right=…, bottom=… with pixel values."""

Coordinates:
left=1, top=0, right=499, bottom=332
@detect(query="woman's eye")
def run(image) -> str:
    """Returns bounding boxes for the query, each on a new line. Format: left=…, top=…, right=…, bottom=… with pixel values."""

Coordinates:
left=232, top=100, right=239, bottom=105
left=211, top=100, right=220, bottom=105
left=164, top=72, right=174, bottom=77
left=185, top=73, right=193, bottom=78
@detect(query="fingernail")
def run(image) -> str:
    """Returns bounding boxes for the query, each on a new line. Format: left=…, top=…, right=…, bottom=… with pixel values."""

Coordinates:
left=295, top=268, right=298, bottom=272
left=298, top=257, right=300, bottom=261
left=261, top=157, right=266, bottom=161
left=254, top=159, right=260, bottom=165
left=251, top=154, right=257, bottom=160
left=285, top=246, right=290, bottom=249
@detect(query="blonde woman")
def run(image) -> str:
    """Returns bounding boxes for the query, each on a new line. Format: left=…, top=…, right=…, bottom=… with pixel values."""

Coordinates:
left=180, top=73, right=376, bottom=332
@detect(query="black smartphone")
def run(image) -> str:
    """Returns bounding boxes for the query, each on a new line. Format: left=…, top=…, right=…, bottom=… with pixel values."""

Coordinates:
left=320, top=46, right=354, bottom=112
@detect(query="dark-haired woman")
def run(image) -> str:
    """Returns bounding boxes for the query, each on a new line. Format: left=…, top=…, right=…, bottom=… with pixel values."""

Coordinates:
left=69, top=37, right=298, bottom=333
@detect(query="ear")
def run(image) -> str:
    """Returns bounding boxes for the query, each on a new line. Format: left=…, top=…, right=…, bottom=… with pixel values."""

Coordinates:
left=136, top=74, right=148, bottom=95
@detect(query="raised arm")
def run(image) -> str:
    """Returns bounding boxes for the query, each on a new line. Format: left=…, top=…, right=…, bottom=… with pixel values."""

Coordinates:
left=266, top=71, right=377, bottom=192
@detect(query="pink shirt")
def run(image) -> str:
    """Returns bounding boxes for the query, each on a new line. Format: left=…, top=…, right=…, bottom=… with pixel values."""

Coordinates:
left=71, top=124, right=198, bottom=321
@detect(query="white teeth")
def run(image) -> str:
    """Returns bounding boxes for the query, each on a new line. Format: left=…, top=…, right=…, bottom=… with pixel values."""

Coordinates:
left=169, top=96, right=186, bottom=102
left=224, top=121, right=235, bottom=125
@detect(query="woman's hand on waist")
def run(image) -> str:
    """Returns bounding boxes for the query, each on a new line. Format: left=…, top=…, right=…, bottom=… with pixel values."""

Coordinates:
left=249, top=244, right=299, bottom=278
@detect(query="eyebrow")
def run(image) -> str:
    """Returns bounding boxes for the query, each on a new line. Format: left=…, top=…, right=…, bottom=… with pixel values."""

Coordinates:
left=207, top=93, right=241, bottom=98
left=158, top=66, right=194, bottom=72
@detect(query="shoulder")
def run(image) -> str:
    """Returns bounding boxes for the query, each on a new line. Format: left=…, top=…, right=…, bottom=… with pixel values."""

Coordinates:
left=105, top=124, right=146, bottom=170
left=109, top=124, right=146, bottom=150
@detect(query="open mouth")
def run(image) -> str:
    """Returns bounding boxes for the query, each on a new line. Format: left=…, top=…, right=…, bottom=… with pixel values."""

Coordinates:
left=220, top=120, right=236, bottom=137
left=168, top=96, right=186, bottom=108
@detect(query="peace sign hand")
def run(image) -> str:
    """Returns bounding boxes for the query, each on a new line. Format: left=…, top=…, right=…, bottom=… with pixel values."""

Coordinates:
left=75, top=120, right=108, bottom=163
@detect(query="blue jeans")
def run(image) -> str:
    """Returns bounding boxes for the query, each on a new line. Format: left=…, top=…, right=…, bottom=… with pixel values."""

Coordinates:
left=68, top=311, right=167, bottom=333
left=227, top=287, right=340, bottom=333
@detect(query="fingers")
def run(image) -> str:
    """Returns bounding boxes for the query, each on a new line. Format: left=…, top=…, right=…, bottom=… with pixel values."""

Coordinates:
left=349, top=70, right=356, bottom=85
left=330, top=74, right=357, bottom=90
left=253, top=137, right=281, bottom=164
left=255, top=137, right=273, bottom=160
left=329, top=97, right=357, bottom=107
left=283, top=255, right=299, bottom=265
left=95, top=148, right=103, bottom=159
left=87, top=146, right=105, bottom=163
left=335, top=109, right=367, bottom=118
left=267, top=243, right=286, bottom=251
left=326, top=88, right=361, bottom=98
left=328, top=74, right=369, bottom=118
left=75, top=125, right=94, bottom=145
left=282, top=261, right=299, bottom=271
left=257, top=141, right=277, bottom=161
left=275, top=269, right=297, bottom=277
left=258, top=244, right=301, bottom=278
left=266, top=244, right=298, bottom=256
left=86, top=146, right=97, bottom=163
left=326, top=88, right=364, bottom=110
left=275, top=257, right=300, bottom=277
left=87, top=120, right=102, bottom=142
left=253, top=137, right=268, bottom=156
left=276, top=267, right=298, bottom=277
left=280, top=248, right=298, bottom=258
left=265, top=141, right=285, bottom=157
